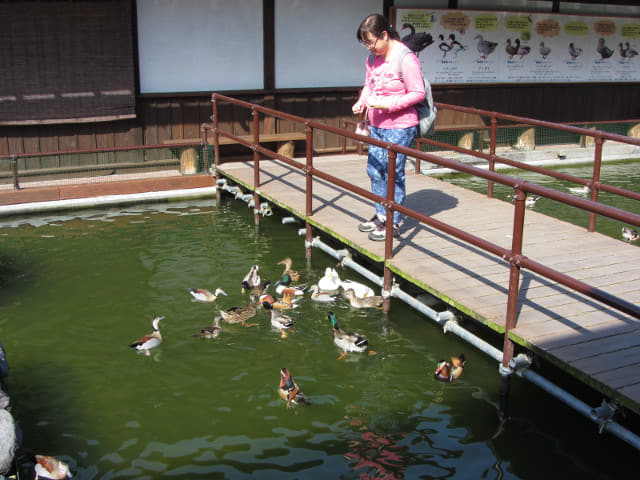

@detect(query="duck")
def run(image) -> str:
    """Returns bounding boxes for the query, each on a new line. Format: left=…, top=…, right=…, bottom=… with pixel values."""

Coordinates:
left=277, top=257, right=300, bottom=282
left=400, top=23, right=433, bottom=56
left=129, top=316, right=164, bottom=355
left=274, top=273, right=306, bottom=296
left=448, top=33, right=466, bottom=54
left=625, top=42, right=638, bottom=60
left=507, top=194, right=539, bottom=207
left=568, top=185, right=590, bottom=195
left=248, top=280, right=271, bottom=302
left=514, top=39, right=530, bottom=59
left=219, top=302, right=259, bottom=326
left=434, top=354, right=466, bottom=382
left=241, top=264, right=261, bottom=292
left=278, top=367, right=309, bottom=407
left=569, top=42, right=583, bottom=61
left=505, top=39, right=518, bottom=58
left=340, top=277, right=375, bottom=299
left=188, top=287, right=227, bottom=303
left=192, top=315, right=223, bottom=339
left=438, top=34, right=452, bottom=58
left=622, top=226, right=639, bottom=242
left=473, top=35, right=498, bottom=59
left=317, top=267, right=342, bottom=293
left=260, top=287, right=298, bottom=310
left=309, top=284, right=337, bottom=303
left=327, top=311, right=374, bottom=360
left=539, top=41, right=551, bottom=59
left=34, top=455, right=72, bottom=480
left=323, top=267, right=375, bottom=298
left=343, top=288, right=383, bottom=309
left=264, top=302, right=294, bottom=337
left=597, top=38, right=614, bottom=60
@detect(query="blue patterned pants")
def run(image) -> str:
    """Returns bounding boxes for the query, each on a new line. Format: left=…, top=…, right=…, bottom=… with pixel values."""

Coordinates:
left=367, top=125, right=418, bottom=225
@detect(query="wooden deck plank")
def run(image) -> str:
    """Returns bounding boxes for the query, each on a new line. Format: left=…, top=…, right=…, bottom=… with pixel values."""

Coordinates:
left=217, top=154, right=640, bottom=414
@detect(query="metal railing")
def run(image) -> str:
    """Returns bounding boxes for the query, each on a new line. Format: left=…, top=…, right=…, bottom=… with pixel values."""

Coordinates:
left=206, top=92, right=640, bottom=372
left=0, top=143, right=211, bottom=190
left=416, top=103, right=640, bottom=232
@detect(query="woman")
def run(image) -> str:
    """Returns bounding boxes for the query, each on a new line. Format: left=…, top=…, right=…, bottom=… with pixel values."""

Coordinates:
left=352, top=14, right=425, bottom=241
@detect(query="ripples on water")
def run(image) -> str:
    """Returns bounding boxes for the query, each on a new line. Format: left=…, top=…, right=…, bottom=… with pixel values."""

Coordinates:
left=0, top=194, right=637, bottom=479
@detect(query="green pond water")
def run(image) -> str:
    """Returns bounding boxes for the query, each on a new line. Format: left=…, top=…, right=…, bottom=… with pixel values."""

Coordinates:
left=0, top=160, right=639, bottom=479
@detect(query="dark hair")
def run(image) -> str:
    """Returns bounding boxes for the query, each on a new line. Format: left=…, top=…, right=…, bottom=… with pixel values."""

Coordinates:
left=356, top=14, right=399, bottom=43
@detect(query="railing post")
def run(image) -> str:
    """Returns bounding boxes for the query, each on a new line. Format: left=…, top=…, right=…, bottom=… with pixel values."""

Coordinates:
left=212, top=96, right=220, bottom=169
left=305, top=122, right=314, bottom=261
left=588, top=135, right=604, bottom=232
left=11, top=155, right=20, bottom=190
left=252, top=107, right=260, bottom=226
left=487, top=115, right=497, bottom=198
left=383, top=148, right=397, bottom=313
left=502, top=186, right=527, bottom=369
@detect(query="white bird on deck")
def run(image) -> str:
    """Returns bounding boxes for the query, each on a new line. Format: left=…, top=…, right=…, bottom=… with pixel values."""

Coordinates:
left=129, top=316, right=164, bottom=355
left=622, top=226, right=639, bottom=242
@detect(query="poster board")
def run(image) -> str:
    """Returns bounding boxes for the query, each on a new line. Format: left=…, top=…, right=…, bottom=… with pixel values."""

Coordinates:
left=391, top=8, right=640, bottom=85
left=137, top=0, right=263, bottom=93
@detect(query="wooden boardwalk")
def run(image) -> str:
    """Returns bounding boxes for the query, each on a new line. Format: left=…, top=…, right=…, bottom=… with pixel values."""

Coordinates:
left=217, top=154, right=640, bottom=415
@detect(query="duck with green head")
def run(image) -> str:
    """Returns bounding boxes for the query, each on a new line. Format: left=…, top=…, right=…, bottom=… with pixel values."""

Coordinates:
left=274, top=273, right=306, bottom=296
left=327, top=311, right=375, bottom=360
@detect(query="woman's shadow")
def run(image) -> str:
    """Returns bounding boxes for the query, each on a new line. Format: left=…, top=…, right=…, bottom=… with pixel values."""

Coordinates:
left=403, top=187, right=458, bottom=226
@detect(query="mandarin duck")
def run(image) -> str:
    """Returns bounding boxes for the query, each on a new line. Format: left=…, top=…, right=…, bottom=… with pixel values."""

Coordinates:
left=278, top=367, right=309, bottom=407
left=434, top=354, right=466, bottom=382
left=34, top=455, right=72, bottom=480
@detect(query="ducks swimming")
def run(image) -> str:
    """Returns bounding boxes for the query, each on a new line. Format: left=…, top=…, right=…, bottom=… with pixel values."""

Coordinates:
left=192, top=315, right=223, bottom=339
left=622, top=226, right=639, bottom=242
left=265, top=303, right=295, bottom=337
left=319, top=268, right=375, bottom=298
left=327, top=311, right=374, bottom=360
left=189, top=287, right=227, bottom=303
left=317, top=267, right=341, bottom=293
left=309, top=284, right=337, bottom=303
left=568, top=185, right=590, bottom=195
left=343, top=289, right=383, bottom=309
left=277, top=257, right=300, bottom=282
left=274, top=273, right=306, bottom=296
left=278, top=367, right=309, bottom=407
left=129, top=316, right=164, bottom=355
left=434, top=354, right=465, bottom=382
left=260, top=287, right=298, bottom=310
left=219, top=302, right=259, bottom=326
left=34, top=455, right=72, bottom=480
left=241, top=264, right=261, bottom=292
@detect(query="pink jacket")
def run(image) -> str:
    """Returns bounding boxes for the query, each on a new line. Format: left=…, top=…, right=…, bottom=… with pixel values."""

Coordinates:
left=357, top=46, right=425, bottom=129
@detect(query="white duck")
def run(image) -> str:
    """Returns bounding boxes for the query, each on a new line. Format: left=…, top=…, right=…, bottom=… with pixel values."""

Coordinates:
left=622, top=226, right=639, bottom=242
left=317, top=267, right=341, bottom=293
left=568, top=185, right=590, bottom=195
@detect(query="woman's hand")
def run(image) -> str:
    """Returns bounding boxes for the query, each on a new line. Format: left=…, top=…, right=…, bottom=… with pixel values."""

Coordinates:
left=366, top=95, right=391, bottom=111
left=352, top=102, right=365, bottom=114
